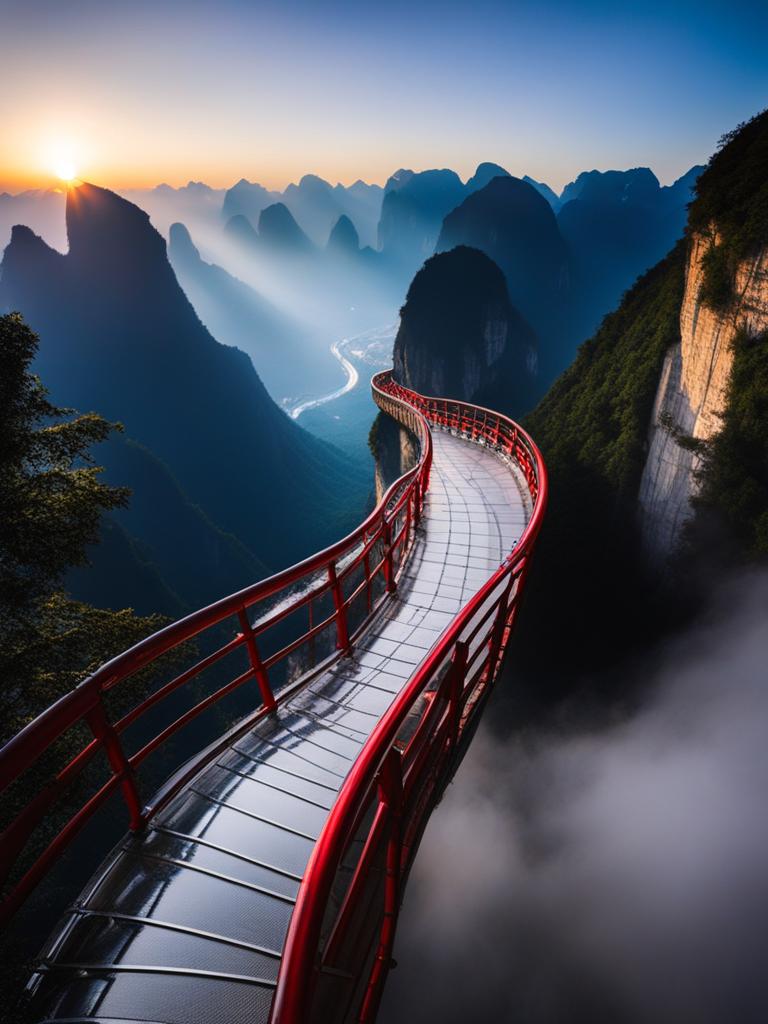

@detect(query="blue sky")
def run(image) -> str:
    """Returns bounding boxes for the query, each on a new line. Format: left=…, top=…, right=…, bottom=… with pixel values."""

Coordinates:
left=1, top=0, right=766, bottom=191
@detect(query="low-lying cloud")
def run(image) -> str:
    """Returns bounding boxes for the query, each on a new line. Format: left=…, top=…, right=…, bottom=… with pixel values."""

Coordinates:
left=381, top=572, right=768, bottom=1024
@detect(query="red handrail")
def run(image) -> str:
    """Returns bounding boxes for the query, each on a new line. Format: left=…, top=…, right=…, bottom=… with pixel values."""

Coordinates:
left=271, top=371, right=547, bottom=1023
left=0, top=381, right=433, bottom=925
left=0, top=370, right=547, bottom=1024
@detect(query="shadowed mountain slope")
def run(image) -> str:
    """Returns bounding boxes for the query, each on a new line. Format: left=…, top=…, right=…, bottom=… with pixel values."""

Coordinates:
left=0, top=183, right=369, bottom=580
left=393, top=246, right=538, bottom=416
left=168, top=221, right=338, bottom=401
left=436, top=175, right=571, bottom=379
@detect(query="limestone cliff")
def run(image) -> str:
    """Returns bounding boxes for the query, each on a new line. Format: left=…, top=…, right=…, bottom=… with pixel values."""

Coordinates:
left=371, top=414, right=419, bottom=504
left=638, top=232, right=768, bottom=559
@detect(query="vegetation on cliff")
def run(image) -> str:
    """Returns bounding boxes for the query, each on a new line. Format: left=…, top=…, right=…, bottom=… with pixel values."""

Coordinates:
left=513, top=245, right=685, bottom=700
left=525, top=241, right=685, bottom=503
left=689, top=108, right=768, bottom=310
left=690, top=325, right=768, bottom=558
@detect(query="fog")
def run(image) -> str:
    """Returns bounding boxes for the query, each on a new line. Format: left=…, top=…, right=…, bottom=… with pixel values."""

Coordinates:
left=382, top=571, right=768, bottom=1024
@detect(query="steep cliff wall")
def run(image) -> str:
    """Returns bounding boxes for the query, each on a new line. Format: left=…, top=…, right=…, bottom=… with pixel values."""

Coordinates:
left=370, top=413, right=419, bottom=504
left=638, top=232, right=768, bottom=559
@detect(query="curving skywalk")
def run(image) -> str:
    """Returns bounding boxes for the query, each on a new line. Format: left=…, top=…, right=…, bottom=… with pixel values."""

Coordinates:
left=1, top=373, right=546, bottom=1024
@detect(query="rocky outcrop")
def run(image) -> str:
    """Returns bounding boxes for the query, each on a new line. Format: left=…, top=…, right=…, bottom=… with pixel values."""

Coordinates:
left=327, top=214, right=360, bottom=253
left=436, top=176, right=571, bottom=381
left=258, top=202, right=315, bottom=253
left=392, top=246, right=538, bottom=416
left=371, top=413, right=419, bottom=504
left=638, top=232, right=768, bottom=559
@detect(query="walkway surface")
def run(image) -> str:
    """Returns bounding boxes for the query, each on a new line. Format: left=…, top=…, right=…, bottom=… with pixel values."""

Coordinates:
left=30, top=429, right=530, bottom=1024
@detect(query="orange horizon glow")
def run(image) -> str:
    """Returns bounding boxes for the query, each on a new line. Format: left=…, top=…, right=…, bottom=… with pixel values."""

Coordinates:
left=0, top=161, right=396, bottom=197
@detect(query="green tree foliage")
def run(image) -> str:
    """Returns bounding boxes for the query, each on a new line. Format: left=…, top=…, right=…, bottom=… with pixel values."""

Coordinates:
left=690, top=327, right=768, bottom=558
left=688, top=108, right=768, bottom=310
left=513, top=244, right=686, bottom=701
left=0, top=313, right=165, bottom=742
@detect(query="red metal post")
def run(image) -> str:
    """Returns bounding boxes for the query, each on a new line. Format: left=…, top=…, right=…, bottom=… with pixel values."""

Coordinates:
left=85, top=701, right=144, bottom=831
left=237, top=608, right=277, bottom=712
left=382, top=518, right=396, bottom=594
left=447, top=640, right=469, bottom=748
left=328, top=562, right=352, bottom=653
left=359, top=748, right=403, bottom=1023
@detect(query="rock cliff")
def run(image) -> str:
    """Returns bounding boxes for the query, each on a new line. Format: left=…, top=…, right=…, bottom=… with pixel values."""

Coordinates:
left=392, top=246, right=538, bottom=416
left=638, top=232, right=768, bottom=558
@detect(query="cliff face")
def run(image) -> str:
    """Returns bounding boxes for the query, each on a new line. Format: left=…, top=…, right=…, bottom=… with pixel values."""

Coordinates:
left=638, top=232, right=768, bottom=558
left=392, top=246, right=538, bottom=416
left=371, top=414, right=419, bottom=504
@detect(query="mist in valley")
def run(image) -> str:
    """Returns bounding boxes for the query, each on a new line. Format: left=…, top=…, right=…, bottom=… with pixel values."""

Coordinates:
left=381, top=571, right=768, bottom=1024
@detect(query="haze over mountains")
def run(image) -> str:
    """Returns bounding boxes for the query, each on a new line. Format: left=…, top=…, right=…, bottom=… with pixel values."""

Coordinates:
left=0, top=183, right=369, bottom=614
left=0, top=156, right=703, bottom=618
left=2, top=161, right=699, bottom=413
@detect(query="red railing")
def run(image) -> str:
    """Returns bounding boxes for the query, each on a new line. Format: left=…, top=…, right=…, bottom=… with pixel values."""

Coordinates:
left=271, top=371, right=547, bottom=1024
left=0, top=384, right=433, bottom=926
left=0, top=371, right=546, bottom=1024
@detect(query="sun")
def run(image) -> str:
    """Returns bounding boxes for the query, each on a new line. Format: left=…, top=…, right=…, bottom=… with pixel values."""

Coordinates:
left=54, top=159, right=78, bottom=183
left=46, top=141, right=80, bottom=184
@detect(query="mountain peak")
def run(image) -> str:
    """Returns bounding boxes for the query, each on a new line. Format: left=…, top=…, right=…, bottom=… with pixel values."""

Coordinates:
left=258, top=202, right=313, bottom=251
left=560, top=167, right=661, bottom=207
left=66, top=182, right=165, bottom=268
left=327, top=214, right=359, bottom=252
left=224, top=213, right=259, bottom=245
left=298, top=174, right=333, bottom=192
left=466, top=162, right=510, bottom=192
left=168, top=221, right=199, bottom=263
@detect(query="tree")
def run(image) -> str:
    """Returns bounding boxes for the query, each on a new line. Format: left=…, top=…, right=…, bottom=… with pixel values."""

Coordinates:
left=0, top=312, right=165, bottom=742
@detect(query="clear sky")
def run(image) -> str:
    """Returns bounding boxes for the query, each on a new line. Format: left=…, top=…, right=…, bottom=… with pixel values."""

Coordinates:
left=1, top=0, right=766, bottom=194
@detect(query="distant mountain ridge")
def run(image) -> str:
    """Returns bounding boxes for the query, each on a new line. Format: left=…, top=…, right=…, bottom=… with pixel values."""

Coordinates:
left=0, top=183, right=369, bottom=609
left=168, top=220, right=339, bottom=401
left=221, top=174, right=383, bottom=248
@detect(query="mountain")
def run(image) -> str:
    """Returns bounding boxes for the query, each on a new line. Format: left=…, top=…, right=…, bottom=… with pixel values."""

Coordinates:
left=168, top=221, right=339, bottom=401
left=377, top=168, right=466, bottom=267
left=224, top=203, right=316, bottom=256
left=222, top=175, right=383, bottom=249
left=340, top=180, right=385, bottom=248
left=221, top=178, right=278, bottom=225
left=121, top=180, right=226, bottom=240
left=258, top=201, right=315, bottom=253
left=559, top=166, right=661, bottom=206
left=465, top=162, right=510, bottom=192
left=224, top=211, right=261, bottom=247
left=557, top=165, right=703, bottom=340
left=436, top=175, right=571, bottom=381
left=0, top=187, right=67, bottom=253
left=68, top=435, right=268, bottom=615
left=281, top=174, right=344, bottom=245
left=522, top=175, right=560, bottom=210
left=327, top=213, right=360, bottom=253
left=0, top=183, right=369, bottom=584
left=393, top=246, right=538, bottom=416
